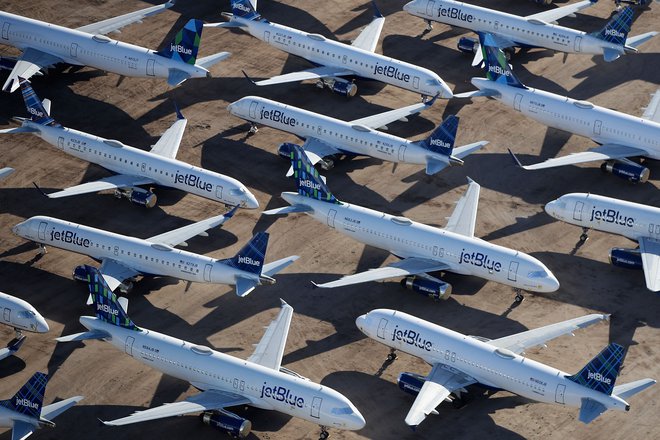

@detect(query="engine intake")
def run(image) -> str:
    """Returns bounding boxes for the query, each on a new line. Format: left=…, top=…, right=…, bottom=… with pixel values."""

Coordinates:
left=402, top=276, right=452, bottom=300
left=457, top=37, right=479, bottom=54
left=201, top=410, right=251, bottom=438
left=398, top=372, right=426, bottom=397
left=317, top=78, right=357, bottom=97
left=277, top=142, right=299, bottom=160
left=609, top=248, right=643, bottom=270
left=114, top=187, right=157, bottom=208
left=601, top=160, right=650, bottom=183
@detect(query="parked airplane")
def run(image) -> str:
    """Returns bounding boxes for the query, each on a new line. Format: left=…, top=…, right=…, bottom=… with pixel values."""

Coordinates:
left=227, top=96, right=486, bottom=174
left=0, top=1, right=229, bottom=91
left=0, top=167, right=13, bottom=181
left=545, top=192, right=660, bottom=291
left=0, top=79, right=257, bottom=209
left=404, top=1, right=657, bottom=65
left=206, top=0, right=452, bottom=99
left=0, top=292, right=48, bottom=361
left=460, top=33, right=660, bottom=183
left=58, top=266, right=365, bottom=439
left=356, top=309, right=656, bottom=427
left=264, top=145, right=558, bottom=302
left=0, top=372, right=82, bottom=439
left=12, top=210, right=297, bottom=297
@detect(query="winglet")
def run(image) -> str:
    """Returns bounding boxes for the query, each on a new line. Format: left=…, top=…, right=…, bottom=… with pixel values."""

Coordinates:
left=507, top=149, right=525, bottom=168
left=242, top=70, right=258, bottom=85
left=32, top=182, right=50, bottom=197
left=372, top=1, right=384, bottom=19
left=425, top=92, right=440, bottom=107
left=173, top=101, right=184, bottom=120
left=224, top=205, right=239, bottom=219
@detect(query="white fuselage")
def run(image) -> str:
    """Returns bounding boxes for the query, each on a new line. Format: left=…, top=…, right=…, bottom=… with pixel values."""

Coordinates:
left=22, top=120, right=258, bottom=208
left=0, top=407, right=39, bottom=431
left=0, top=11, right=208, bottom=80
left=404, top=0, right=619, bottom=57
left=357, top=309, right=629, bottom=413
left=79, top=316, right=365, bottom=430
left=233, top=16, right=452, bottom=97
left=472, top=78, right=660, bottom=160
left=228, top=96, right=446, bottom=167
left=0, top=292, right=48, bottom=333
left=11, top=215, right=253, bottom=287
left=545, top=193, right=660, bottom=241
left=281, top=192, right=559, bottom=292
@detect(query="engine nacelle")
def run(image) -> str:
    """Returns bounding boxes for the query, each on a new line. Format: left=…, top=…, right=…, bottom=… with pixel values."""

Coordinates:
left=129, top=190, right=157, bottom=208
left=609, top=248, right=643, bottom=270
left=601, top=160, right=650, bottom=183
left=457, top=37, right=479, bottom=54
left=398, top=372, right=426, bottom=397
left=402, top=276, right=452, bottom=300
left=331, top=79, right=357, bottom=97
left=277, top=142, right=299, bottom=160
left=201, top=410, right=251, bottom=438
left=72, top=265, right=88, bottom=282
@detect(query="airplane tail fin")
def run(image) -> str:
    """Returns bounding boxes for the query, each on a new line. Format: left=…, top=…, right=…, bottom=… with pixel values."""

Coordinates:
left=0, top=372, right=47, bottom=419
left=156, top=19, right=204, bottom=65
left=418, top=115, right=459, bottom=157
left=230, top=0, right=262, bottom=21
left=19, top=79, right=61, bottom=127
left=291, top=145, right=340, bottom=204
left=567, top=343, right=625, bottom=395
left=593, top=6, right=633, bottom=46
left=224, top=232, right=269, bottom=275
left=479, top=33, right=526, bottom=89
left=84, top=265, right=140, bottom=331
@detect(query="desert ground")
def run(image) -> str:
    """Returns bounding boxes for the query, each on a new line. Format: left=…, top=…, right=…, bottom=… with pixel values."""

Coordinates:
left=0, top=1, right=659, bottom=439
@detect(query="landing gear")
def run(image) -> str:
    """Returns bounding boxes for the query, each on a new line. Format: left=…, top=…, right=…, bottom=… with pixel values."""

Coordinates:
left=14, top=328, right=23, bottom=339
left=38, top=244, right=47, bottom=255
left=319, top=426, right=329, bottom=440
left=514, top=289, right=524, bottom=304
left=248, top=123, right=258, bottom=135
left=425, top=20, right=433, bottom=31
left=387, top=348, right=398, bottom=362
left=579, top=227, right=590, bottom=243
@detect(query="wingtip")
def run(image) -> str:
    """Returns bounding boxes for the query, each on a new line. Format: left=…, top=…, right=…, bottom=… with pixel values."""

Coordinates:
left=425, top=92, right=440, bottom=107
left=279, top=298, right=289, bottom=307
left=507, top=148, right=524, bottom=168
left=173, top=101, right=184, bottom=120
left=241, top=70, right=257, bottom=85
left=372, top=1, right=384, bottom=18
left=32, top=182, right=49, bottom=198
left=225, top=205, right=240, bottom=218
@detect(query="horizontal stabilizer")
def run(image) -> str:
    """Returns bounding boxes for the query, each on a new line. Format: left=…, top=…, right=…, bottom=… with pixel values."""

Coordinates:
left=204, top=21, right=247, bottom=29
left=453, top=89, right=500, bottom=99
left=613, top=378, right=656, bottom=401
left=425, top=157, right=448, bottom=175
left=603, top=47, right=622, bottom=62
left=0, top=126, right=38, bottom=134
left=578, top=398, right=607, bottom=424
left=167, top=69, right=190, bottom=87
left=262, top=255, right=300, bottom=277
left=626, top=31, right=658, bottom=49
left=452, top=141, right=488, bottom=160
left=197, top=51, right=231, bottom=69
left=0, top=167, right=15, bottom=181
left=263, top=205, right=313, bottom=215
left=235, top=277, right=258, bottom=297
left=41, top=395, right=84, bottom=420
left=56, top=329, right=110, bottom=342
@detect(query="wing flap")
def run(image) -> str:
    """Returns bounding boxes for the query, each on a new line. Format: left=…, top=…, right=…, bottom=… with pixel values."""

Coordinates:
left=77, top=1, right=175, bottom=35
left=45, top=174, right=154, bottom=199
left=525, top=0, right=596, bottom=23
left=148, top=209, right=236, bottom=247
left=150, top=116, right=187, bottom=159
left=350, top=100, right=433, bottom=130
left=444, top=178, right=480, bottom=238
left=247, top=300, right=294, bottom=370
left=99, top=259, right=140, bottom=292
left=639, top=236, right=660, bottom=291
left=519, top=144, right=648, bottom=170
left=252, top=66, right=354, bottom=86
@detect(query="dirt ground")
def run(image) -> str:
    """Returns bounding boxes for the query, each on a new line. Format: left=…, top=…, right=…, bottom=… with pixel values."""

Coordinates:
left=0, top=1, right=659, bottom=439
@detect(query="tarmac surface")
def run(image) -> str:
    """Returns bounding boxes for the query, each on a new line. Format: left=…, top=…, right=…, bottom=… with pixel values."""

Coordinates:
left=0, top=1, right=659, bottom=439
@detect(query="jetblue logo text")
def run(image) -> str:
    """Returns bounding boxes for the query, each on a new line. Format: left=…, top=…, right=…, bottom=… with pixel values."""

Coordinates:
left=587, top=371, right=612, bottom=385
left=373, top=63, right=410, bottom=83
left=174, top=172, right=213, bottom=192
left=50, top=230, right=91, bottom=248
left=260, top=109, right=296, bottom=126
left=260, top=383, right=304, bottom=408
left=15, top=398, right=38, bottom=410
left=170, top=44, right=192, bottom=55
left=238, top=255, right=261, bottom=266
left=430, top=138, right=451, bottom=149
left=459, top=249, right=502, bottom=272
left=97, top=303, right=119, bottom=316
left=28, top=107, right=44, bottom=118
left=589, top=207, right=634, bottom=227
left=438, top=6, right=474, bottom=23
left=488, top=65, right=511, bottom=77
left=605, top=28, right=625, bottom=39
left=391, top=325, right=432, bottom=351
left=299, top=179, right=321, bottom=191
left=235, top=2, right=252, bottom=13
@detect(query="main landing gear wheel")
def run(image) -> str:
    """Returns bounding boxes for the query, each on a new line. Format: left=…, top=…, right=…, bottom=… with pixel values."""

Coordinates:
left=579, top=227, right=590, bottom=243
left=38, top=244, right=47, bottom=255
left=425, top=20, right=433, bottom=31
left=319, top=426, right=329, bottom=440
left=387, top=349, right=398, bottom=362
left=248, top=123, right=258, bottom=135
left=514, top=289, right=524, bottom=303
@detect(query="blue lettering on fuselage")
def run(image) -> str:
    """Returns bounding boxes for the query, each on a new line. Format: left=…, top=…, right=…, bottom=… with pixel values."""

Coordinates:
left=174, top=171, right=213, bottom=192
left=589, top=206, right=634, bottom=227
left=373, top=63, right=411, bottom=83
left=50, top=229, right=91, bottom=248
left=260, top=382, right=305, bottom=408
left=459, top=249, right=502, bottom=272
left=260, top=108, right=297, bottom=126
left=438, top=6, right=474, bottom=23
left=391, top=325, right=432, bottom=351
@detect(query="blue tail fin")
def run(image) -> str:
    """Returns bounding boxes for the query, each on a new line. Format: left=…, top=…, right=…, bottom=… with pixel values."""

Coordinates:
left=0, top=372, right=47, bottom=418
left=593, top=7, right=633, bottom=46
left=84, top=265, right=139, bottom=331
left=19, top=79, right=61, bottom=127
left=156, top=19, right=203, bottom=65
left=479, top=33, right=526, bottom=89
left=291, top=145, right=340, bottom=204
left=224, top=232, right=269, bottom=274
left=231, top=0, right=261, bottom=20
left=567, top=343, right=625, bottom=395
left=418, top=115, right=459, bottom=156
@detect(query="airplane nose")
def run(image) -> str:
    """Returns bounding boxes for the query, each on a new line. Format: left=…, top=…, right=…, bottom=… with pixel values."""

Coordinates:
left=544, top=200, right=558, bottom=218
left=11, top=221, right=25, bottom=237
left=402, top=1, right=414, bottom=13
left=226, top=102, right=233, bottom=112
left=440, top=82, right=453, bottom=99
left=348, top=409, right=366, bottom=430
left=245, top=192, right=259, bottom=209
left=355, top=314, right=367, bottom=333
left=37, top=317, right=49, bottom=333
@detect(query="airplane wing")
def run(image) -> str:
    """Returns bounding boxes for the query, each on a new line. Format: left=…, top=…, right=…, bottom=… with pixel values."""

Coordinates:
left=102, top=389, right=250, bottom=426
left=99, top=259, right=140, bottom=292
left=285, top=137, right=340, bottom=177
left=247, top=300, right=293, bottom=370
left=10, top=420, right=36, bottom=440
left=350, top=99, right=434, bottom=130
left=525, top=0, right=596, bottom=23
left=516, top=144, right=648, bottom=170
left=313, top=257, right=450, bottom=289
left=40, top=396, right=84, bottom=421
left=251, top=66, right=355, bottom=87
left=147, top=208, right=236, bottom=247
left=351, top=10, right=385, bottom=53
left=149, top=113, right=187, bottom=159
left=44, top=174, right=155, bottom=199
left=488, top=314, right=608, bottom=355
left=77, top=1, right=175, bottom=35
left=444, top=178, right=480, bottom=238
left=2, top=48, right=63, bottom=92
left=638, top=236, right=660, bottom=291
left=642, top=89, right=660, bottom=123
left=0, top=167, right=14, bottom=181
left=405, top=363, right=476, bottom=427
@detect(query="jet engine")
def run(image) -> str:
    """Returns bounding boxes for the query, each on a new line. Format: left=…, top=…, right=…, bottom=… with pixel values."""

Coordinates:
left=601, top=160, right=650, bottom=183
left=277, top=142, right=298, bottom=159
left=609, top=247, right=643, bottom=270
left=316, top=77, right=357, bottom=98
left=457, top=37, right=479, bottom=54
left=114, top=187, right=158, bottom=208
left=201, top=410, right=252, bottom=438
left=530, top=0, right=553, bottom=4
left=401, top=276, right=452, bottom=300
left=397, top=372, right=425, bottom=397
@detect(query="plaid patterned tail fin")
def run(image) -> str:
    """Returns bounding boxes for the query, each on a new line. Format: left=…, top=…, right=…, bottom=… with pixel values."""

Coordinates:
left=156, top=19, right=203, bottom=65
left=567, top=343, right=625, bottom=395
left=84, top=265, right=139, bottom=331
left=592, top=7, right=633, bottom=46
left=291, top=145, right=340, bottom=205
left=0, top=372, right=47, bottom=418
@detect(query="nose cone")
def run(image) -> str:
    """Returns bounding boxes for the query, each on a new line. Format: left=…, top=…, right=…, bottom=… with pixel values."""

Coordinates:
left=545, top=272, right=560, bottom=292
left=544, top=200, right=559, bottom=219
left=355, top=314, right=367, bottom=333
left=403, top=1, right=417, bottom=13
left=244, top=192, right=259, bottom=209
left=439, top=82, right=453, bottom=99
left=347, top=408, right=366, bottom=431
left=12, top=221, right=26, bottom=237
left=36, top=316, right=49, bottom=333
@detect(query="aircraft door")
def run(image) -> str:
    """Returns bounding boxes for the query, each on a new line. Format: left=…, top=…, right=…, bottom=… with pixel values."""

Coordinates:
left=573, top=201, right=584, bottom=221
left=398, top=145, right=406, bottom=162
left=327, top=209, right=337, bottom=228
left=593, top=120, right=602, bottom=136
left=114, top=246, right=119, bottom=256
left=146, top=58, right=155, bottom=76
left=204, top=264, right=212, bottom=282
left=125, top=336, right=135, bottom=356
left=555, top=384, right=566, bottom=404
left=264, top=31, right=270, bottom=42
left=342, top=55, right=347, bottom=65
left=514, top=93, right=523, bottom=112
left=310, top=397, right=322, bottom=418
left=249, top=101, right=258, bottom=119
left=377, top=318, right=388, bottom=339
left=3, top=308, right=10, bottom=323
left=141, top=162, right=146, bottom=173
left=574, top=36, right=582, bottom=52
left=215, top=185, right=223, bottom=199
left=58, top=137, right=65, bottom=150
left=70, top=43, right=78, bottom=58
left=38, top=221, right=48, bottom=240
left=413, top=76, right=420, bottom=90
left=426, top=1, right=435, bottom=16
left=494, top=21, right=500, bottom=31
left=508, top=261, right=518, bottom=282
left=2, top=22, right=9, bottom=40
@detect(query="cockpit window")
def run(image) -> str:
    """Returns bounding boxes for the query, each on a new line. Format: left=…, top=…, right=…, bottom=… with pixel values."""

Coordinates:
left=426, top=79, right=439, bottom=86
left=527, top=270, right=547, bottom=278
left=17, top=311, right=35, bottom=318
left=331, top=407, right=353, bottom=415
left=229, top=188, right=246, bottom=195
